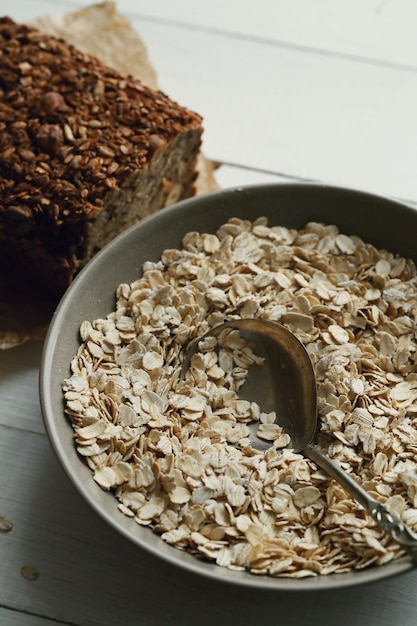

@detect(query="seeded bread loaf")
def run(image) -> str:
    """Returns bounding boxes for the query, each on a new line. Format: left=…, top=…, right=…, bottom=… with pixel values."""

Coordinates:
left=0, top=17, right=203, bottom=295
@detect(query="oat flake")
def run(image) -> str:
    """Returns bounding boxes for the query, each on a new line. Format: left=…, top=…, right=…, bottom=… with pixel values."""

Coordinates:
left=20, top=565, right=40, bottom=581
left=0, top=515, right=13, bottom=532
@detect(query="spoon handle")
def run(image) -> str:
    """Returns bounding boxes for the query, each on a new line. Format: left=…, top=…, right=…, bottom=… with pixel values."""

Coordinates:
left=304, top=443, right=417, bottom=563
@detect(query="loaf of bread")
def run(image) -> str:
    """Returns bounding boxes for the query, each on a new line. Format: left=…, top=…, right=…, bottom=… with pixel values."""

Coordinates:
left=0, top=17, right=203, bottom=295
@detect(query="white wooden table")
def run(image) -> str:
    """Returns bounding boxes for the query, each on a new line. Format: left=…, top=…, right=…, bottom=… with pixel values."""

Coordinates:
left=2, top=1, right=417, bottom=624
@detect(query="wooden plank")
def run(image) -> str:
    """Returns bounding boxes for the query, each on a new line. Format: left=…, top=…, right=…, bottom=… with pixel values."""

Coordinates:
left=0, top=342, right=45, bottom=433
left=47, top=0, right=417, bottom=68
left=0, top=608, right=69, bottom=626
left=131, top=18, right=417, bottom=203
left=216, top=164, right=417, bottom=210
left=6, top=0, right=65, bottom=22
left=214, top=163, right=303, bottom=188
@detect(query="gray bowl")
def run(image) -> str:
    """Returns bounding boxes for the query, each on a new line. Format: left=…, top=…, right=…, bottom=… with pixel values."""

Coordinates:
left=40, top=183, right=417, bottom=591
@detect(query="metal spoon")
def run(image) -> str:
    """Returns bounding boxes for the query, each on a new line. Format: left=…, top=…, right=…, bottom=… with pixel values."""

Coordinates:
left=182, top=318, right=417, bottom=563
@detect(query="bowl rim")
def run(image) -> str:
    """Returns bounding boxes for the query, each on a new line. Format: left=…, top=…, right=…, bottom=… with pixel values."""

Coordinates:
left=39, top=181, right=416, bottom=591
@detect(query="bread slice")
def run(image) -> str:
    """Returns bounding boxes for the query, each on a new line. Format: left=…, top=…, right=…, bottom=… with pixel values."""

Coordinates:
left=0, top=17, right=202, bottom=295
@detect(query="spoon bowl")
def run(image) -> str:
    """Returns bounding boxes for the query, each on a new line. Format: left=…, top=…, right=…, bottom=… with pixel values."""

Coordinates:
left=183, top=318, right=317, bottom=451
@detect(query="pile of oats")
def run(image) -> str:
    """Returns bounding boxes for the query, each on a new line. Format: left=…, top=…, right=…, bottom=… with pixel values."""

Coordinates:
left=63, top=218, right=417, bottom=578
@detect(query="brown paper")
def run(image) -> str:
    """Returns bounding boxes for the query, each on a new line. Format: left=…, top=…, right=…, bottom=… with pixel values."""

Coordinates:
left=0, top=1, right=218, bottom=349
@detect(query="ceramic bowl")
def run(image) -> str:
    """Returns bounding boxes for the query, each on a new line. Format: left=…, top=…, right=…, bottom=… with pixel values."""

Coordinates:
left=40, top=183, right=417, bottom=590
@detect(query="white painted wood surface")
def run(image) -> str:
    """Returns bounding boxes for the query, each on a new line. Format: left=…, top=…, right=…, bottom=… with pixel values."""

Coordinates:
left=1, top=1, right=417, bottom=624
